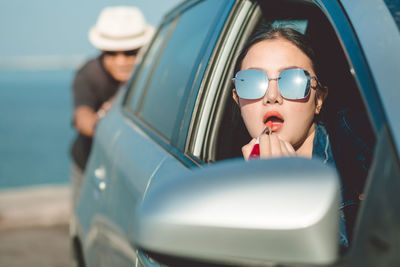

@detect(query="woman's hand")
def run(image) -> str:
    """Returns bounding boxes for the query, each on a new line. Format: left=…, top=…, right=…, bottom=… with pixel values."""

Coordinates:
left=242, top=133, right=296, bottom=160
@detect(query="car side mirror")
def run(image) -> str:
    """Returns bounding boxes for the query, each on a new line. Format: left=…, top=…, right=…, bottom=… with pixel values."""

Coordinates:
left=134, top=158, right=340, bottom=266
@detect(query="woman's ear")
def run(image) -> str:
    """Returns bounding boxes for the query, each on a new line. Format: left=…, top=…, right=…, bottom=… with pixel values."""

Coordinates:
left=315, top=86, right=328, bottom=115
left=232, top=89, right=240, bottom=105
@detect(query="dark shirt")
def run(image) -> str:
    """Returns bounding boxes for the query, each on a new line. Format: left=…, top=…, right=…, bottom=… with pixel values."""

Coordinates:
left=71, top=55, right=121, bottom=170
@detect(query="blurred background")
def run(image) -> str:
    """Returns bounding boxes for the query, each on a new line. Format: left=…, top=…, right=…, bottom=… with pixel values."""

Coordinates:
left=0, top=1, right=179, bottom=265
left=0, top=0, right=180, bottom=189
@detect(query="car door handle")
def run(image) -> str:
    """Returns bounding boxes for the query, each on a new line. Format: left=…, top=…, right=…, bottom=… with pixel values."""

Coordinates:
left=94, top=165, right=107, bottom=191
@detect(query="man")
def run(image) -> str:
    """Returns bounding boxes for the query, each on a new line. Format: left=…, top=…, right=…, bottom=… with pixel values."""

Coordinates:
left=70, top=6, right=154, bottom=208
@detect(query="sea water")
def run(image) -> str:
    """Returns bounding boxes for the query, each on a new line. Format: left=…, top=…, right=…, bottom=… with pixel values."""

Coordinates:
left=0, top=70, right=75, bottom=188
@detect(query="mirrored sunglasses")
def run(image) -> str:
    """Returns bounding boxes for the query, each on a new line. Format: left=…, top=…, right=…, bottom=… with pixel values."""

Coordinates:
left=233, top=68, right=318, bottom=100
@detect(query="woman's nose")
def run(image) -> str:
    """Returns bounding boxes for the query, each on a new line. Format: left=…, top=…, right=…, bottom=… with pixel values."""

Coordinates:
left=263, top=79, right=283, bottom=105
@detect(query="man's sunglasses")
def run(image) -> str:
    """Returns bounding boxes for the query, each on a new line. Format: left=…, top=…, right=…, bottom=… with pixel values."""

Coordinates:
left=103, top=49, right=139, bottom=57
left=233, top=68, right=319, bottom=100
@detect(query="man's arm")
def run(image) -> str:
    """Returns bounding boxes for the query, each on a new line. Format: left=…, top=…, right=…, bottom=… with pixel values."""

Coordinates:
left=73, top=98, right=114, bottom=137
left=73, top=105, right=98, bottom=137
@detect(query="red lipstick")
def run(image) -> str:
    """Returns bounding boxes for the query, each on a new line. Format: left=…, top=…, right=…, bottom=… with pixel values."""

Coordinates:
left=249, top=126, right=272, bottom=159
left=263, top=111, right=284, bottom=132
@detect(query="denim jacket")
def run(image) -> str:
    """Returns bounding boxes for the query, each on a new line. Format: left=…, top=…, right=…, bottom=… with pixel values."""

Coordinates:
left=332, top=109, right=374, bottom=243
left=312, top=123, right=349, bottom=247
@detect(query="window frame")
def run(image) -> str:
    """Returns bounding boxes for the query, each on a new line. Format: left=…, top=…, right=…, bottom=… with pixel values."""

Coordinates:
left=318, top=1, right=400, bottom=261
left=196, top=0, right=386, bottom=163
left=121, top=0, right=236, bottom=166
left=317, top=0, right=386, bottom=133
left=185, top=0, right=262, bottom=163
left=192, top=0, right=386, bottom=250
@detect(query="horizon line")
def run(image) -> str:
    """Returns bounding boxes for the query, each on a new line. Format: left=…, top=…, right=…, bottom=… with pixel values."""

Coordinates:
left=0, top=54, right=94, bottom=71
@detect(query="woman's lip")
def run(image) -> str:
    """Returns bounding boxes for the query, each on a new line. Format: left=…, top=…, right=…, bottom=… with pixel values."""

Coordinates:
left=263, top=111, right=284, bottom=132
left=263, top=111, right=284, bottom=122
left=270, top=121, right=283, bottom=132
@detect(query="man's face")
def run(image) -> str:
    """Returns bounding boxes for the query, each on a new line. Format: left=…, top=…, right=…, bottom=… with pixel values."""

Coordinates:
left=102, top=49, right=139, bottom=82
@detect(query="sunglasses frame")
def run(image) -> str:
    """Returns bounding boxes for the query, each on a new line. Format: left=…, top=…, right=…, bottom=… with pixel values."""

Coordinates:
left=103, top=49, right=140, bottom=57
left=233, top=68, right=320, bottom=101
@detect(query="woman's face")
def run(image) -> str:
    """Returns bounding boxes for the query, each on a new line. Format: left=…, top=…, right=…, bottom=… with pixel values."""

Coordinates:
left=234, top=38, right=323, bottom=149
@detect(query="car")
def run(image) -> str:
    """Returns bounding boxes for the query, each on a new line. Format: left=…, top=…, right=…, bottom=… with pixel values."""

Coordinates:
left=70, top=0, right=400, bottom=266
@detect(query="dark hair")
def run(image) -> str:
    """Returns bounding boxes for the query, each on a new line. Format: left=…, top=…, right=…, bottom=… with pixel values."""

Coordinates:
left=235, top=24, right=319, bottom=75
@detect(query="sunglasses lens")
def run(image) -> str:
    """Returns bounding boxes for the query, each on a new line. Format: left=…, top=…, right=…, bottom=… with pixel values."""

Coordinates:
left=278, top=69, right=310, bottom=99
left=124, top=49, right=139, bottom=56
left=104, top=51, right=117, bottom=56
left=104, top=50, right=139, bottom=56
left=235, top=69, right=268, bottom=99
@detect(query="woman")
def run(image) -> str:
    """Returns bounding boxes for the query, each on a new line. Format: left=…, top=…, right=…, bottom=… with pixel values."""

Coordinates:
left=232, top=25, right=348, bottom=247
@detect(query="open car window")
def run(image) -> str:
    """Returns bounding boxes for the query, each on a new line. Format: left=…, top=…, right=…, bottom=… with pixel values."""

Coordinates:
left=205, top=0, right=380, bottom=250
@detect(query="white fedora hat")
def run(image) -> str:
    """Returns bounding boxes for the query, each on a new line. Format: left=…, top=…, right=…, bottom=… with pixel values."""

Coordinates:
left=89, top=6, right=154, bottom=51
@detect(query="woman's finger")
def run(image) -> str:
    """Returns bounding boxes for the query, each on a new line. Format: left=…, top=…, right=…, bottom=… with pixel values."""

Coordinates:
left=268, top=134, right=282, bottom=158
left=279, top=137, right=296, bottom=156
left=259, top=134, right=271, bottom=158
left=242, top=138, right=258, bottom=161
left=279, top=140, right=290, bottom=157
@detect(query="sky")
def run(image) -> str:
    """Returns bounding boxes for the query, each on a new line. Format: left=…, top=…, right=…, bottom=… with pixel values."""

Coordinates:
left=0, top=0, right=181, bottom=70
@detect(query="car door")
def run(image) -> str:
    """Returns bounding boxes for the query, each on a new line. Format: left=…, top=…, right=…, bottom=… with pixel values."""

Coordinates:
left=204, top=0, right=399, bottom=265
left=133, top=0, right=400, bottom=265
left=140, top=0, right=398, bottom=265
left=77, top=0, right=237, bottom=266
left=330, top=0, right=400, bottom=266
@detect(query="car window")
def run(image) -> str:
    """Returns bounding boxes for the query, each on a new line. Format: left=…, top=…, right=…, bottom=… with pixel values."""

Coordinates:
left=128, top=24, right=172, bottom=113
left=126, top=0, right=229, bottom=142
left=205, top=1, right=379, bottom=250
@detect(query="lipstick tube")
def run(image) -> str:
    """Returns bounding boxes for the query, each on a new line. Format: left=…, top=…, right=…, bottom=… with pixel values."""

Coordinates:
left=249, top=127, right=271, bottom=159
left=249, top=140, right=260, bottom=159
